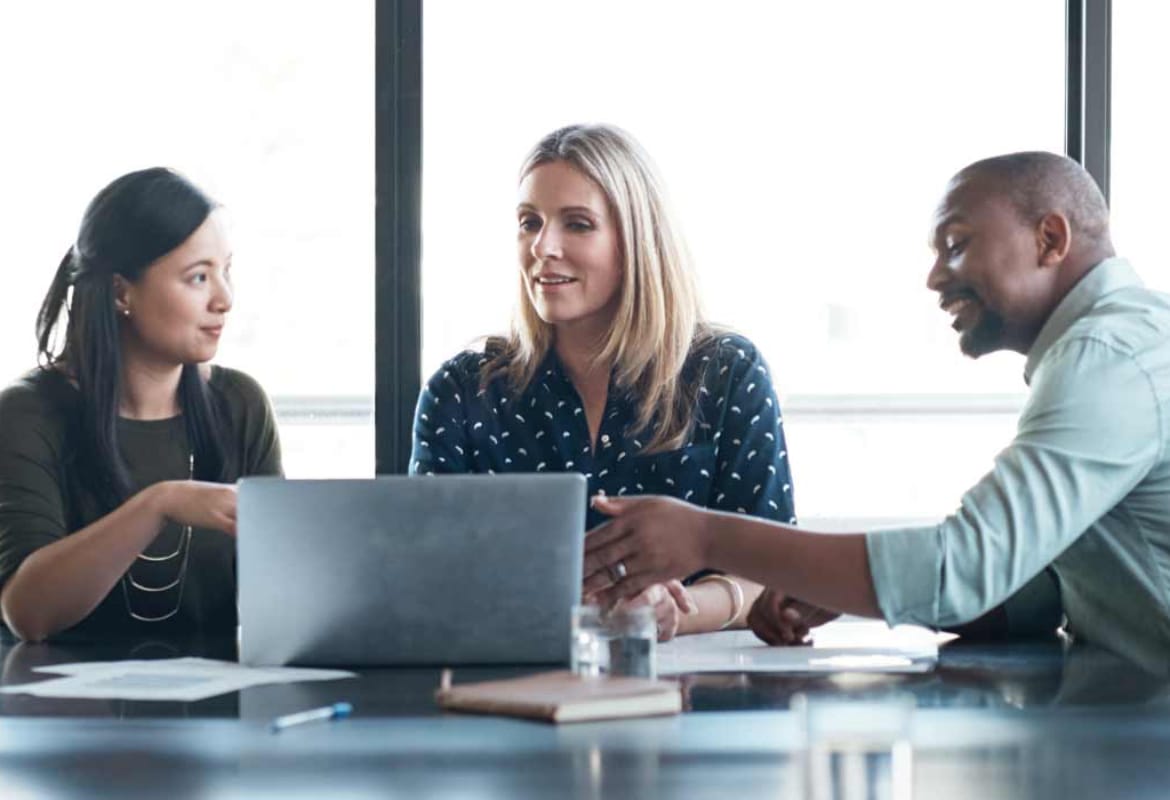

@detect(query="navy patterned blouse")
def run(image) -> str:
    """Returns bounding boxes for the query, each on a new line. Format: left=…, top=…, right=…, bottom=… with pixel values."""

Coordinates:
left=410, top=333, right=796, bottom=532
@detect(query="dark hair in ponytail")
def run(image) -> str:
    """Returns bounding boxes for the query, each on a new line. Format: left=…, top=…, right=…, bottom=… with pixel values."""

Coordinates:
left=36, top=167, right=228, bottom=509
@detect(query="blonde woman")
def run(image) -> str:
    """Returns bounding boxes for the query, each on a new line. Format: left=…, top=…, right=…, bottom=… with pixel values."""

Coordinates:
left=411, top=124, right=795, bottom=642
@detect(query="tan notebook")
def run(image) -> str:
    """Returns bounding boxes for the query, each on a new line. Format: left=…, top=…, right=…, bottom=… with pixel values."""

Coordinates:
left=436, top=670, right=682, bottom=723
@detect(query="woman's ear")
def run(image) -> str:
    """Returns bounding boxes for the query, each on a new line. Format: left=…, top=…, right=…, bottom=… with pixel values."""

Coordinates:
left=112, top=274, right=132, bottom=317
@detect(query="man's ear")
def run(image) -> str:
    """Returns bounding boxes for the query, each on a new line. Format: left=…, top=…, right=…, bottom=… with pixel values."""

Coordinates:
left=1036, top=212, right=1072, bottom=267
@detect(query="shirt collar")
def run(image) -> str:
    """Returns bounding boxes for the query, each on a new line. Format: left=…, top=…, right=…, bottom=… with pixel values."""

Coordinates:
left=540, top=348, right=572, bottom=388
left=1024, top=257, right=1143, bottom=384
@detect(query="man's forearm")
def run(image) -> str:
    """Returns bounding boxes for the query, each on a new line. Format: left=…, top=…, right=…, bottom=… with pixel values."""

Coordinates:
left=702, top=511, right=883, bottom=618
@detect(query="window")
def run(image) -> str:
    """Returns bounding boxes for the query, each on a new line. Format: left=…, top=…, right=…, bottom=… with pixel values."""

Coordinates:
left=421, top=0, right=1063, bottom=520
left=0, top=1, right=374, bottom=477
left=1110, top=1, right=1170, bottom=292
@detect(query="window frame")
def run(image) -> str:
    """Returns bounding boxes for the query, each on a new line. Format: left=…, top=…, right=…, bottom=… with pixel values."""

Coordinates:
left=371, top=0, right=1112, bottom=475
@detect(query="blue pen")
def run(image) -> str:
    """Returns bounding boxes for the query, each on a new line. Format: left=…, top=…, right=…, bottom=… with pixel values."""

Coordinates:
left=269, top=702, right=353, bottom=733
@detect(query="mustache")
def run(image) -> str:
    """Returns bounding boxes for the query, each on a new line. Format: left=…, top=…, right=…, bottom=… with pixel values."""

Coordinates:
left=939, top=288, right=979, bottom=307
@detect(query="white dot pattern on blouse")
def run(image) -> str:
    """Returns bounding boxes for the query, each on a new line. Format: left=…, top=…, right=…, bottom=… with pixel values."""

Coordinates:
left=410, top=333, right=796, bottom=531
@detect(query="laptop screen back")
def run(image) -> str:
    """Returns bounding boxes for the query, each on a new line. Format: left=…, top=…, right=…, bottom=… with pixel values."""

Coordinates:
left=238, top=474, right=586, bottom=666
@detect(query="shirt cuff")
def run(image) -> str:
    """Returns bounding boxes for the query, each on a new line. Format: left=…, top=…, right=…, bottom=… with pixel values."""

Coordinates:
left=865, top=525, right=944, bottom=626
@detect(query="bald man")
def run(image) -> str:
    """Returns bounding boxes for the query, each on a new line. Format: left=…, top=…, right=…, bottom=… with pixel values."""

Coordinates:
left=584, top=152, right=1170, bottom=670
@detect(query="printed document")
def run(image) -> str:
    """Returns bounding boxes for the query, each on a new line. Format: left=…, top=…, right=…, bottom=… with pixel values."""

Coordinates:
left=0, top=657, right=355, bottom=701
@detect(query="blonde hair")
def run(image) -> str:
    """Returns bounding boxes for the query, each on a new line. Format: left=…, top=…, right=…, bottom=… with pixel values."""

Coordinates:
left=483, top=123, right=712, bottom=454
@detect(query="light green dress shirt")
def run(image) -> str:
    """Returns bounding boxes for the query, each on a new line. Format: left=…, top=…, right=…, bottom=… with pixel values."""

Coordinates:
left=867, top=258, right=1170, bottom=669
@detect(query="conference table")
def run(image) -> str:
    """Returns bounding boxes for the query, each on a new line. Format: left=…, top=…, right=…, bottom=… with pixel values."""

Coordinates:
left=1, top=627, right=1168, bottom=799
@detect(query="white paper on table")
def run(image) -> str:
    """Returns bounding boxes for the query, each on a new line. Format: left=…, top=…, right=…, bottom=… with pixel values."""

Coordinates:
left=657, top=620, right=954, bottom=675
left=0, top=657, right=355, bottom=702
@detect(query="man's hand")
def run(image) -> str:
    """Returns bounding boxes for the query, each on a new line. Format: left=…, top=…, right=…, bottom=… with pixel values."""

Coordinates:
left=747, top=588, right=840, bottom=645
left=584, top=495, right=712, bottom=607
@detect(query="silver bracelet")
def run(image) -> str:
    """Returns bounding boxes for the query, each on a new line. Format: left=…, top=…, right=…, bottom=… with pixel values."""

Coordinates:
left=694, top=574, right=745, bottom=630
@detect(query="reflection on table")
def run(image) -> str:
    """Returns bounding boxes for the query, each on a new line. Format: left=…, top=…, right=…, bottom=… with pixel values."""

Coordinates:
left=0, top=627, right=1168, bottom=799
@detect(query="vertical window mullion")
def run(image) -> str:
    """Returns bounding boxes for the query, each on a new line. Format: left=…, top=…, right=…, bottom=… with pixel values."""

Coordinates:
left=1067, top=0, right=1112, bottom=200
left=375, top=0, right=423, bottom=475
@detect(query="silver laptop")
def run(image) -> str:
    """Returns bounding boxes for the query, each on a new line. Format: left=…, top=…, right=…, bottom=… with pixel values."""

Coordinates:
left=237, top=474, right=586, bottom=667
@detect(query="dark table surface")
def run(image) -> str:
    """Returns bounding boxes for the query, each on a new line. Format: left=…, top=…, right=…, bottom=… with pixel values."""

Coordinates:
left=2, top=630, right=1168, bottom=799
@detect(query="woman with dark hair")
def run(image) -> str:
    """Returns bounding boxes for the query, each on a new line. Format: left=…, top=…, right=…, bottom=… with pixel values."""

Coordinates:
left=0, top=167, right=281, bottom=641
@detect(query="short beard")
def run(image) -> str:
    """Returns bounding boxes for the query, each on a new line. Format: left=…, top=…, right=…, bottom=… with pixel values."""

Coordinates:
left=959, top=308, right=1006, bottom=358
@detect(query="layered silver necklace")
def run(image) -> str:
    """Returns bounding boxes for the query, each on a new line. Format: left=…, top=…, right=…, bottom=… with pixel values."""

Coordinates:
left=120, top=453, right=194, bottom=623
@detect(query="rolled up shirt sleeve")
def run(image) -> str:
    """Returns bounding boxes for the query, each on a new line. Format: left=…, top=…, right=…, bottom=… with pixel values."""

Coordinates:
left=866, top=336, right=1162, bottom=628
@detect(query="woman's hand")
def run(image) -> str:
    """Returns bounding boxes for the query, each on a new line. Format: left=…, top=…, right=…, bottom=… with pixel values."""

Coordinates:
left=613, top=580, right=697, bottom=642
left=148, top=481, right=238, bottom=536
left=584, top=494, right=712, bottom=606
left=747, top=588, right=840, bottom=645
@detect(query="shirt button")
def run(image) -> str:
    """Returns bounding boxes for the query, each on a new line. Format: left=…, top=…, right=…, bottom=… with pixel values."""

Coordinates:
left=601, top=434, right=610, bottom=444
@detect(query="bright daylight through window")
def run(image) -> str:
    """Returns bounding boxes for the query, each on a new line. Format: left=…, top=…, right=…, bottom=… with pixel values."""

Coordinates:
left=422, top=0, right=1064, bottom=521
left=1110, top=1, right=1170, bottom=294
left=0, top=1, right=374, bottom=478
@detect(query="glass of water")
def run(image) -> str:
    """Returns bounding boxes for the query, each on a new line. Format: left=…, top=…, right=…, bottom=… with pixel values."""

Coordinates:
left=571, top=604, right=657, bottom=679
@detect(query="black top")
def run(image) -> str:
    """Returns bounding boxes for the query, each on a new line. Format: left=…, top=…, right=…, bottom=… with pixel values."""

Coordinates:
left=0, top=366, right=282, bottom=635
left=411, top=333, right=796, bottom=531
